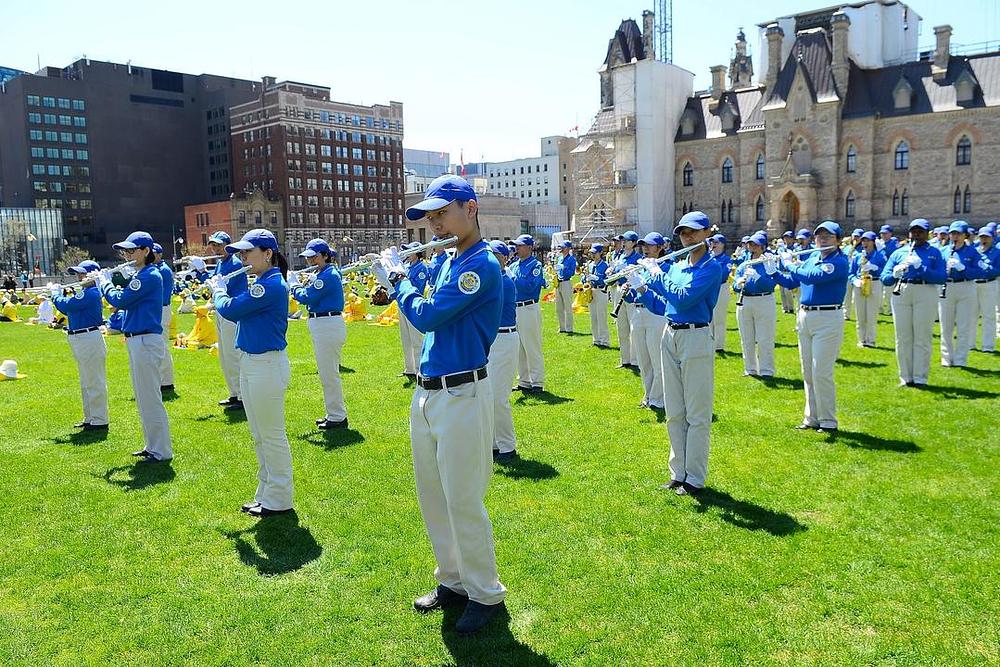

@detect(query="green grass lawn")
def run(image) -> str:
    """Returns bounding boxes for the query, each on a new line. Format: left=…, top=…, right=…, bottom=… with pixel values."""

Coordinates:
left=1, top=297, right=998, bottom=666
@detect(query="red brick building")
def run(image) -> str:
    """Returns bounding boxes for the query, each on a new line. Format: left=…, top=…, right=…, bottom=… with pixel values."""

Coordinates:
left=183, top=188, right=284, bottom=254
left=229, top=79, right=405, bottom=260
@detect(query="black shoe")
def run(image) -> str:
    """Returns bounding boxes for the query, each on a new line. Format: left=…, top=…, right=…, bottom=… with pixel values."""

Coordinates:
left=455, top=600, right=504, bottom=635
left=136, top=455, right=169, bottom=464
left=131, top=449, right=152, bottom=458
left=315, top=417, right=327, bottom=425
left=247, top=505, right=293, bottom=518
left=223, top=400, right=245, bottom=412
left=219, top=396, right=240, bottom=406
left=82, top=423, right=108, bottom=432
left=413, top=585, right=468, bottom=613
left=160, top=384, right=174, bottom=392
left=794, top=424, right=817, bottom=431
left=495, top=450, right=517, bottom=463
left=317, top=418, right=349, bottom=430
left=676, top=482, right=703, bottom=496
left=513, top=385, right=531, bottom=392
left=240, top=501, right=261, bottom=513
left=816, top=426, right=839, bottom=433
left=526, top=386, right=543, bottom=394
left=660, top=479, right=683, bottom=490
left=74, top=421, right=89, bottom=429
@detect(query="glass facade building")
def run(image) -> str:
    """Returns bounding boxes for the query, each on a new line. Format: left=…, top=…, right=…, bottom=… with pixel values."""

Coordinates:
left=0, top=207, right=65, bottom=276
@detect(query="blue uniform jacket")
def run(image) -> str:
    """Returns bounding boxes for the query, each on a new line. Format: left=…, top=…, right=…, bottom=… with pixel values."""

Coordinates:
left=99, top=264, right=163, bottom=334
left=407, top=260, right=429, bottom=295
left=290, top=264, right=344, bottom=313
left=215, top=254, right=249, bottom=298
left=733, top=259, right=777, bottom=295
left=882, top=238, right=899, bottom=256
left=214, top=267, right=288, bottom=353
left=712, top=253, right=732, bottom=286
left=499, top=273, right=517, bottom=328
left=427, top=252, right=447, bottom=289
left=976, top=244, right=1000, bottom=280
left=640, top=252, right=722, bottom=323
left=155, top=261, right=174, bottom=307
left=942, top=243, right=985, bottom=281
left=510, top=255, right=546, bottom=302
left=556, top=254, right=577, bottom=282
left=52, top=286, right=104, bottom=330
left=879, top=244, right=947, bottom=286
left=609, top=250, right=640, bottom=286
left=395, top=241, right=501, bottom=377
left=848, top=249, right=887, bottom=280
left=587, top=259, right=609, bottom=288
left=772, top=249, right=850, bottom=306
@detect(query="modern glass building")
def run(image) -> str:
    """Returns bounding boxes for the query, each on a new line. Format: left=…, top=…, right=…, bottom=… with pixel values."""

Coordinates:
left=0, top=207, right=64, bottom=276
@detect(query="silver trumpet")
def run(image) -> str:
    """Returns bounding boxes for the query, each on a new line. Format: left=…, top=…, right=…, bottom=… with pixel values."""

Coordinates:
left=340, top=236, right=457, bottom=275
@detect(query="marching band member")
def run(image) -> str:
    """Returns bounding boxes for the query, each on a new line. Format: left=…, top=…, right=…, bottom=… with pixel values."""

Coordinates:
left=975, top=227, right=999, bottom=352
left=938, top=221, right=984, bottom=368
left=486, top=240, right=519, bottom=460
left=427, top=237, right=448, bottom=294
left=398, top=242, right=429, bottom=381
left=878, top=225, right=899, bottom=314
left=848, top=231, right=887, bottom=348
left=290, top=238, right=349, bottom=430
left=629, top=211, right=722, bottom=495
left=554, top=240, right=576, bottom=334
left=207, top=232, right=249, bottom=412
left=708, top=233, right=731, bottom=352
left=96, top=232, right=173, bottom=462
left=211, top=229, right=294, bottom=517
left=151, top=243, right=176, bottom=393
left=732, top=232, right=777, bottom=377
left=631, top=232, right=669, bottom=410
left=583, top=243, right=610, bottom=347
left=510, top=234, right=545, bottom=392
left=842, top=229, right=863, bottom=320
left=50, top=260, right=109, bottom=431
left=880, top=219, right=947, bottom=387
left=377, top=175, right=506, bottom=635
left=612, top=231, right=641, bottom=368
left=607, top=236, right=624, bottom=340
left=766, top=221, right=849, bottom=432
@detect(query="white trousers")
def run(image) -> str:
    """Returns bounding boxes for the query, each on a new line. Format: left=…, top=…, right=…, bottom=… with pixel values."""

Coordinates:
left=736, top=294, right=776, bottom=376
left=977, top=280, right=998, bottom=352
left=125, top=334, right=173, bottom=460
left=780, top=286, right=797, bottom=313
left=589, top=288, right=610, bottom=345
left=616, top=295, right=636, bottom=365
left=661, top=326, right=714, bottom=488
left=881, top=283, right=892, bottom=315
left=853, top=281, right=883, bottom=347
left=68, top=330, right=109, bottom=425
left=160, top=304, right=175, bottom=386
left=711, top=283, right=730, bottom=351
left=399, top=311, right=424, bottom=375
left=796, top=309, right=845, bottom=429
left=410, top=377, right=505, bottom=605
left=556, top=281, right=574, bottom=332
left=215, top=315, right=241, bottom=400
left=515, top=303, right=544, bottom=388
left=890, top=284, right=938, bottom=384
left=939, top=281, right=977, bottom=367
left=487, top=331, right=519, bottom=453
left=842, top=281, right=854, bottom=319
left=634, top=308, right=665, bottom=408
left=240, top=349, right=293, bottom=511
left=307, top=316, right=347, bottom=421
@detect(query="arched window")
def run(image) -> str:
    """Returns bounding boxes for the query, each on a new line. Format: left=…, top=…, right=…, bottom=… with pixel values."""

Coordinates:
left=846, top=145, right=857, bottom=173
left=953, top=187, right=962, bottom=214
left=728, top=198, right=735, bottom=223
left=682, top=202, right=688, bottom=214
left=963, top=186, right=972, bottom=213
left=956, top=136, right=972, bottom=165
left=901, top=189, right=909, bottom=215
left=894, top=140, right=909, bottom=170
left=755, top=195, right=765, bottom=222
left=845, top=190, right=856, bottom=218
left=755, top=154, right=765, bottom=180
left=721, top=157, right=733, bottom=183
left=892, top=189, right=900, bottom=216
left=683, top=162, right=693, bottom=187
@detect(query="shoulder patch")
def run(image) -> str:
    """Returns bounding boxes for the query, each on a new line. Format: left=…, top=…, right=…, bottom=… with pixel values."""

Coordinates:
left=312, top=279, right=325, bottom=290
left=417, top=271, right=426, bottom=280
left=249, top=283, right=266, bottom=299
left=128, top=278, right=142, bottom=291
left=458, top=271, right=481, bottom=295
left=74, top=290, right=85, bottom=299
left=821, top=263, right=835, bottom=274
left=532, top=267, right=541, bottom=277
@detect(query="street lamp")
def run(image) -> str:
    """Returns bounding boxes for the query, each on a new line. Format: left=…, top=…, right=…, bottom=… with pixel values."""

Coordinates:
left=26, top=232, right=36, bottom=277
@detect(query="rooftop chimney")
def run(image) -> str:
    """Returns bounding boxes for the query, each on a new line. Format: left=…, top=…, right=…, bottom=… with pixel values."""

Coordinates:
left=831, top=11, right=850, bottom=97
left=765, top=23, right=784, bottom=92
left=642, top=10, right=655, bottom=60
left=710, top=65, right=727, bottom=100
left=933, top=25, right=952, bottom=80
left=262, top=75, right=276, bottom=88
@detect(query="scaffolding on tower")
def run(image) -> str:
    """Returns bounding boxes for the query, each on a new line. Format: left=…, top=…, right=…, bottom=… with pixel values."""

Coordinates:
left=655, top=0, right=673, bottom=63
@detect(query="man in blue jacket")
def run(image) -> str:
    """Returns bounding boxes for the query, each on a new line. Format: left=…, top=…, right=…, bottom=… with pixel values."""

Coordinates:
left=509, top=234, right=546, bottom=392
left=554, top=240, right=576, bottom=333
left=975, top=227, right=999, bottom=352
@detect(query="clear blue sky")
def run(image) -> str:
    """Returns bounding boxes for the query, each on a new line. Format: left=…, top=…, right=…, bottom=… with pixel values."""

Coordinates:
left=3, top=0, right=998, bottom=163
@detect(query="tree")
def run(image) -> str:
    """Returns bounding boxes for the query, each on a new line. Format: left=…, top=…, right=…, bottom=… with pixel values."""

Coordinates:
left=55, top=246, right=90, bottom=275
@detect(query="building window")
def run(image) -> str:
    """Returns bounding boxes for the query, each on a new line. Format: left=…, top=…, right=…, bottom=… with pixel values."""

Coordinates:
left=963, top=186, right=971, bottom=213
left=892, top=190, right=900, bottom=216
left=894, top=141, right=909, bottom=170
left=845, top=190, right=856, bottom=218
left=755, top=154, right=765, bottom=180
left=27, top=95, right=40, bottom=106
left=721, top=157, right=733, bottom=183
left=901, top=189, right=909, bottom=215
left=846, top=145, right=857, bottom=173
left=755, top=196, right=765, bottom=222
left=953, top=187, right=962, bottom=214
left=956, top=136, right=971, bottom=165
left=72, top=99, right=85, bottom=111
left=238, top=210, right=246, bottom=224
left=682, top=162, right=693, bottom=187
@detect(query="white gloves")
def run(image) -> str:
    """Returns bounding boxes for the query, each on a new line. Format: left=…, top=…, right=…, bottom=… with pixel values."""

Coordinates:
left=875, top=239, right=885, bottom=250
left=947, top=257, right=965, bottom=272
left=91, top=268, right=113, bottom=287
left=908, top=254, right=923, bottom=270
left=638, top=257, right=662, bottom=275
left=120, top=264, right=136, bottom=278
left=743, top=266, right=759, bottom=281
left=862, top=262, right=878, bottom=272
left=852, top=278, right=863, bottom=288
left=380, top=246, right=406, bottom=276
left=733, top=277, right=747, bottom=290
left=286, top=270, right=300, bottom=286
left=207, top=274, right=227, bottom=293
left=190, top=257, right=207, bottom=272
left=588, top=274, right=598, bottom=283
left=371, top=263, right=393, bottom=291
left=892, top=264, right=907, bottom=279
left=504, top=266, right=516, bottom=279
left=762, top=257, right=779, bottom=275
left=979, top=259, right=991, bottom=271
left=627, top=272, right=646, bottom=289
left=779, top=251, right=794, bottom=264
left=47, top=282, right=61, bottom=298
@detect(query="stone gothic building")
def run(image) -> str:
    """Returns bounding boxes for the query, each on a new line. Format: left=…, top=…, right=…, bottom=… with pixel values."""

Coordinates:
left=673, top=1, right=1000, bottom=239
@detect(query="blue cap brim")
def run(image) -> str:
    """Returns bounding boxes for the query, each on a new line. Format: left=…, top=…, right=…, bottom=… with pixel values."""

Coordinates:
left=299, top=249, right=318, bottom=257
left=226, top=241, right=256, bottom=252
left=672, top=223, right=702, bottom=235
left=68, top=266, right=87, bottom=274
left=112, top=242, right=139, bottom=250
left=405, top=197, right=451, bottom=221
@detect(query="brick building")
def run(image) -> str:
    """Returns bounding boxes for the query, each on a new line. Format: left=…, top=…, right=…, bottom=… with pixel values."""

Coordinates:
left=183, top=187, right=284, bottom=252
left=229, top=79, right=405, bottom=261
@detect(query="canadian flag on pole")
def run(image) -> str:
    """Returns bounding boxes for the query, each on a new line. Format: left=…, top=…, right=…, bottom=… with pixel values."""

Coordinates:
left=569, top=124, right=579, bottom=135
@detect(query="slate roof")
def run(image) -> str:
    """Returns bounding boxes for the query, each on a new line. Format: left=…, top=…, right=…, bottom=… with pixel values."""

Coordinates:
left=675, top=86, right=766, bottom=141
left=604, top=19, right=645, bottom=67
left=765, top=28, right=840, bottom=105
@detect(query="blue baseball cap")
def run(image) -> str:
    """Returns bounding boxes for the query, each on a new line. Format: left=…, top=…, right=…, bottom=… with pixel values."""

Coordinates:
left=710, top=233, right=726, bottom=244
left=488, top=239, right=510, bottom=256
left=851, top=228, right=863, bottom=237
left=299, top=238, right=331, bottom=257
left=862, top=231, right=877, bottom=241
left=879, top=225, right=893, bottom=234
left=935, top=226, right=949, bottom=234
left=909, top=218, right=931, bottom=231
left=782, top=230, right=794, bottom=238
left=405, top=175, right=477, bottom=221
left=741, top=235, right=751, bottom=243
left=622, top=231, right=639, bottom=242
left=948, top=220, right=969, bottom=234
left=208, top=231, right=232, bottom=245
left=227, top=228, right=279, bottom=253
left=796, top=228, right=812, bottom=238
left=673, top=211, right=710, bottom=235
left=978, top=228, right=993, bottom=237
left=815, top=220, right=843, bottom=237
left=590, top=243, right=605, bottom=253
left=613, top=234, right=624, bottom=241
left=639, top=232, right=666, bottom=246
left=512, top=234, right=534, bottom=247
left=152, top=243, right=164, bottom=254
left=68, top=260, right=100, bottom=274
left=748, top=232, right=767, bottom=246
left=113, top=231, right=155, bottom=250
left=558, top=240, right=573, bottom=249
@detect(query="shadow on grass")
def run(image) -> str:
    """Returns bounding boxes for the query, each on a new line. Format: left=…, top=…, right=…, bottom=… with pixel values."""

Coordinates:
left=836, top=358, right=886, bottom=369
left=339, top=365, right=355, bottom=374
left=48, top=428, right=110, bottom=445
left=300, top=428, right=365, bottom=450
left=99, top=461, right=176, bottom=491
left=714, top=349, right=740, bottom=358
left=774, top=342, right=798, bottom=349
left=757, top=375, right=804, bottom=391
left=955, top=365, right=999, bottom=378
left=193, top=410, right=247, bottom=424
left=224, top=510, right=321, bottom=576
left=513, top=390, right=572, bottom=406
left=821, top=429, right=921, bottom=453
left=495, top=455, right=558, bottom=481
left=440, top=605, right=553, bottom=667
left=691, top=488, right=806, bottom=537
left=914, top=384, right=998, bottom=400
